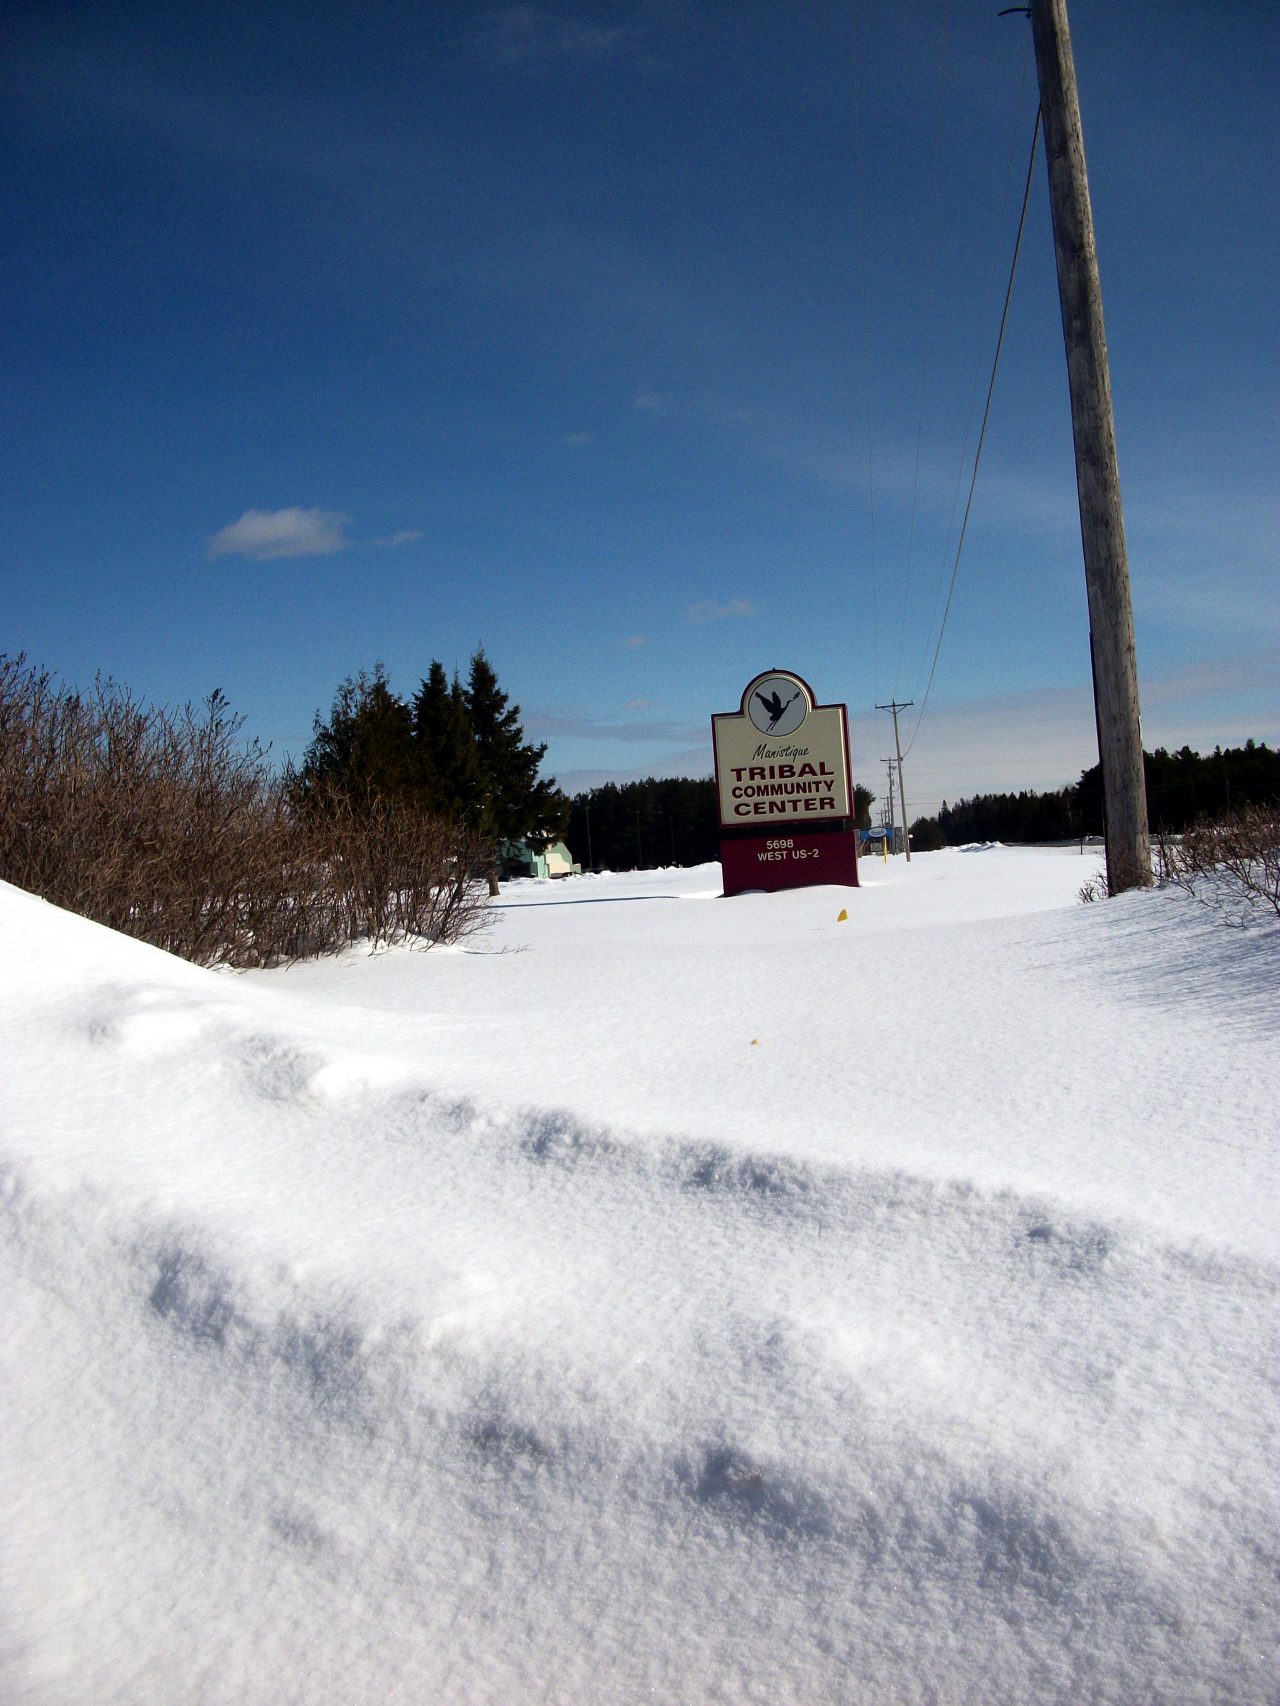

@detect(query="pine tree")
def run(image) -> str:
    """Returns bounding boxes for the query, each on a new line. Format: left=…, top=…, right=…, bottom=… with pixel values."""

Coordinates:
left=853, top=784, right=874, bottom=831
left=411, top=662, right=481, bottom=819
left=301, top=653, right=567, bottom=887
left=298, top=666, right=416, bottom=803
left=464, top=649, right=567, bottom=883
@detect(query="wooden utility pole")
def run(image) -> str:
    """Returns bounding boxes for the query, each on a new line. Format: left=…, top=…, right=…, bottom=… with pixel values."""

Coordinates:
left=876, top=700, right=914, bottom=860
left=1029, top=0, right=1151, bottom=891
left=881, top=757, right=897, bottom=832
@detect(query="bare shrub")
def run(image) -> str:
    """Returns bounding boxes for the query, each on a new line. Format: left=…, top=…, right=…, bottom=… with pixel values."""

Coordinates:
left=296, top=782, right=492, bottom=954
left=1157, top=804, right=1280, bottom=924
left=1078, top=870, right=1108, bottom=904
left=0, top=655, right=490, bottom=965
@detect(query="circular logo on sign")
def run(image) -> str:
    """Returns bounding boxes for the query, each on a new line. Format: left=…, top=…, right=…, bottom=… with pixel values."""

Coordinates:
left=747, top=675, right=807, bottom=737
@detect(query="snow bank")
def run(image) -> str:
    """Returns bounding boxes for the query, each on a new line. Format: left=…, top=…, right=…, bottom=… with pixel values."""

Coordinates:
left=2, top=854, right=1277, bottom=1703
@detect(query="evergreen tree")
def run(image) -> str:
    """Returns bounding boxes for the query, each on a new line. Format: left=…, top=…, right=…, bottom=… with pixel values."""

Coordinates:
left=463, top=649, right=567, bottom=881
left=301, top=653, right=566, bottom=892
left=1075, top=741, right=1279, bottom=836
left=852, top=784, right=874, bottom=831
left=910, top=815, right=945, bottom=852
left=298, top=666, right=416, bottom=803
left=411, top=662, right=481, bottom=819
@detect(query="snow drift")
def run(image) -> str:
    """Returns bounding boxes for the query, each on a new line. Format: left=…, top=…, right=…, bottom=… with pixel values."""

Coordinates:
left=2, top=851, right=1276, bottom=1703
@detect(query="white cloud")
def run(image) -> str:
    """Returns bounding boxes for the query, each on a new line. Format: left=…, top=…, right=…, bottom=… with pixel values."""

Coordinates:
left=1139, top=652, right=1279, bottom=711
left=620, top=634, right=647, bottom=651
left=533, top=713, right=707, bottom=745
left=208, top=510, right=423, bottom=561
left=556, top=754, right=713, bottom=792
left=848, top=651, right=1280, bottom=817
left=475, top=8, right=650, bottom=72
left=685, top=598, right=756, bottom=624
left=634, top=390, right=671, bottom=413
left=208, top=508, right=351, bottom=561
left=848, top=685, right=1101, bottom=817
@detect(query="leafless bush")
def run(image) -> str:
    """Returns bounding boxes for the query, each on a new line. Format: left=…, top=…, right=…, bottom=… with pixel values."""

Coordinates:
left=0, top=655, right=490, bottom=964
left=295, top=782, right=492, bottom=954
left=1156, top=804, right=1280, bottom=924
left=1078, top=869, right=1109, bottom=904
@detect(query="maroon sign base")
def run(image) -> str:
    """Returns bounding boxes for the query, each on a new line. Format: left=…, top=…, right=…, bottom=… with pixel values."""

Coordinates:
left=720, top=829, right=859, bottom=897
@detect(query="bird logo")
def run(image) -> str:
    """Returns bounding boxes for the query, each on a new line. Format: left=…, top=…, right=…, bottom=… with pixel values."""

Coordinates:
left=754, top=687, right=799, bottom=732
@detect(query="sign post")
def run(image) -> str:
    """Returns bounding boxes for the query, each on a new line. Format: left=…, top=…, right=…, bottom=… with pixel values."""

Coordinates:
left=712, top=669, right=860, bottom=896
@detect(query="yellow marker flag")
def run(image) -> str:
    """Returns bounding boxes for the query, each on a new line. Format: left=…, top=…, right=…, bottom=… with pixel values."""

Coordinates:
left=837, top=908, right=848, bottom=922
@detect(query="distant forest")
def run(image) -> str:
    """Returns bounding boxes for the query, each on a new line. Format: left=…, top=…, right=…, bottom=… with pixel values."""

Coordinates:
left=910, top=742, right=1280, bottom=850
left=566, top=744, right=1279, bottom=867
left=567, top=779, right=875, bottom=870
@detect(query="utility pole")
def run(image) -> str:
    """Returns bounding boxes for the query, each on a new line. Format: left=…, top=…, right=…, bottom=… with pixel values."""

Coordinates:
left=1028, top=0, right=1151, bottom=892
left=880, top=757, right=897, bottom=848
left=876, top=700, right=914, bottom=861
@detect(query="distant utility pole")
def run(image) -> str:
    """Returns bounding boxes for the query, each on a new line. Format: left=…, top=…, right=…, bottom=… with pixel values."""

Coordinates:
left=881, top=757, right=897, bottom=833
left=876, top=700, right=914, bottom=861
left=1028, top=0, right=1151, bottom=893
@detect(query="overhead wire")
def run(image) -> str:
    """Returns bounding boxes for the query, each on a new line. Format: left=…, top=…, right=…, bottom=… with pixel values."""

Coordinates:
left=849, top=5, right=881, bottom=703
left=902, top=99, right=1043, bottom=759
left=894, top=0, right=952, bottom=699
left=910, top=26, right=1034, bottom=699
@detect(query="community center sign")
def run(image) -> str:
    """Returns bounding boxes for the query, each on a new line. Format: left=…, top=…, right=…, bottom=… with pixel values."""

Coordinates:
left=712, top=669, right=859, bottom=895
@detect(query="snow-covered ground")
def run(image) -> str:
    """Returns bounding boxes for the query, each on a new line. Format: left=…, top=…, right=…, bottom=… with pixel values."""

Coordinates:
left=3, top=848, right=1277, bottom=1703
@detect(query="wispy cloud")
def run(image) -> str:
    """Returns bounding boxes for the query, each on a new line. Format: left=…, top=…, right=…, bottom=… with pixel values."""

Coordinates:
left=849, top=651, right=1280, bottom=815
left=686, top=598, right=756, bottom=624
left=6, top=13, right=424, bottom=193
left=207, top=509, right=421, bottom=562
left=561, top=431, right=592, bottom=446
left=634, top=390, right=671, bottom=413
left=620, top=634, right=648, bottom=650
left=532, top=713, right=707, bottom=745
left=1138, top=651, right=1279, bottom=713
left=556, top=752, right=713, bottom=793
left=474, top=7, right=651, bottom=72
left=208, top=508, right=351, bottom=561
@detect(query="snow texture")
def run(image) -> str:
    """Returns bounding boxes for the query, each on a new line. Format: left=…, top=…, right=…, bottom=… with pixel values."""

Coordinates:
left=2, top=849, right=1277, bottom=1703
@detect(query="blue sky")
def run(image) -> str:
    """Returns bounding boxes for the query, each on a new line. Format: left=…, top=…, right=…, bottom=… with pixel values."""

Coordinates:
left=5, top=0, right=1276, bottom=817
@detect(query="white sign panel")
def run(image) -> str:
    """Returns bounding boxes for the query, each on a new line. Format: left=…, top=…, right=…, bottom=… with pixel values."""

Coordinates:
left=712, top=670, right=853, bottom=828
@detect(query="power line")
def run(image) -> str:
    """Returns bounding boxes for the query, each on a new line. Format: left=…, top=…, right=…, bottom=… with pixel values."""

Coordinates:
left=912, top=26, right=1035, bottom=700
left=903, top=100, right=1043, bottom=759
left=849, top=6, right=882, bottom=702
left=895, top=0, right=952, bottom=699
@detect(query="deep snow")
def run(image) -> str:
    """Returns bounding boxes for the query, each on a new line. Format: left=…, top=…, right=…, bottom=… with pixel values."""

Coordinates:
left=2, top=848, right=1277, bottom=1704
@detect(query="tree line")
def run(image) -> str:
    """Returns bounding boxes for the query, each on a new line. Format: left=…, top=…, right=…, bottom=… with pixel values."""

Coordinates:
left=910, top=741, right=1280, bottom=849
left=566, top=778, right=875, bottom=870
